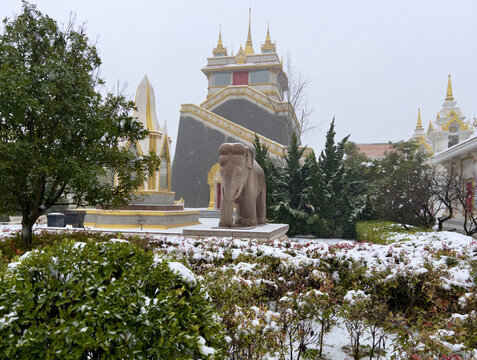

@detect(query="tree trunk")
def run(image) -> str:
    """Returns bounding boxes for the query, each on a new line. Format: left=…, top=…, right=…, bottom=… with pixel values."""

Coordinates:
left=319, top=319, right=325, bottom=357
left=437, top=210, right=452, bottom=231
left=21, top=220, right=33, bottom=249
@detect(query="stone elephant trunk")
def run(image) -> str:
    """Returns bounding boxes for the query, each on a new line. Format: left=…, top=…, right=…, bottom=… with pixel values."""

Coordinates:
left=218, top=143, right=266, bottom=228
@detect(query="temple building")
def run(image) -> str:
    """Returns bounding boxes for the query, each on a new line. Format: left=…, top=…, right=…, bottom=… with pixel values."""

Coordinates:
left=412, top=75, right=474, bottom=154
left=172, top=11, right=310, bottom=209
left=84, top=76, right=200, bottom=229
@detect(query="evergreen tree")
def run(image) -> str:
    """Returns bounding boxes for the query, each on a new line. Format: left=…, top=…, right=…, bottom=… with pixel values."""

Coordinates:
left=253, top=135, right=281, bottom=207
left=283, top=133, right=306, bottom=209
left=316, top=119, right=354, bottom=237
left=302, top=151, right=319, bottom=214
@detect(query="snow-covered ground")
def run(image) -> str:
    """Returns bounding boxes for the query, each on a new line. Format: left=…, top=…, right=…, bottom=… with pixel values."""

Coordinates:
left=1, top=222, right=476, bottom=359
left=147, top=230, right=476, bottom=359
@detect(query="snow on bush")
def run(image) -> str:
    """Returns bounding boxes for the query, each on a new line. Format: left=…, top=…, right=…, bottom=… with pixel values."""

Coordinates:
left=0, top=240, right=224, bottom=359
left=149, top=230, right=477, bottom=358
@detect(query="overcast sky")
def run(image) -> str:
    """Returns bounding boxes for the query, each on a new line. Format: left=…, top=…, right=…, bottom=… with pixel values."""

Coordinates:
left=2, top=0, right=477, bottom=156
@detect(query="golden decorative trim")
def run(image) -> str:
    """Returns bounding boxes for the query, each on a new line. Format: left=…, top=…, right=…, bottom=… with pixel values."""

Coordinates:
left=202, top=63, right=282, bottom=73
left=208, top=82, right=276, bottom=88
left=125, top=140, right=144, bottom=156
left=181, top=104, right=283, bottom=156
left=132, top=190, right=175, bottom=195
left=207, top=163, right=221, bottom=209
left=207, top=163, right=221, bottom=185
left=442, top=115, right=468, bottom=131
left=199, top=85, right=299, bottom=131
left=416, top=137, right=433, bottom=153
left=180, top=103, right=311, bottom=159
left=84, top=221, right=201, bottom=230
left=148, top=134, right=157, bottom=190
left=158, top=134, right=172, bottom=191
left=146, top=78, right=154, bottom=130
left=235, top=45, right=246, bottom=64
left=85, top=209, right=199, bottom=216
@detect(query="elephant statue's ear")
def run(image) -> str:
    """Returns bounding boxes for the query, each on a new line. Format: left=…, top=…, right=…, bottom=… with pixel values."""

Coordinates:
left=246, top=147, right=254, bottom=170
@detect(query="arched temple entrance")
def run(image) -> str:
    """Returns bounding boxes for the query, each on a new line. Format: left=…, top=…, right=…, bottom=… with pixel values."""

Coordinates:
left=207, top=163, right=221, bottom=209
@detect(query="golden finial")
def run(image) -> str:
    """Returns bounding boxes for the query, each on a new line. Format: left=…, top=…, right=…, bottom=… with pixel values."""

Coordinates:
left=416, top=108, right=423, bottom=129
left=280, top=55, right=283, bottom=68
left=428, top=120, right=434, bottom=132
left=212, top=25, right=228, bottom=56
left=261, top=21, right=276, bottom=53
left=244, top=8, right=254, bottom=55
left=446, top=74, right=454, bottom=101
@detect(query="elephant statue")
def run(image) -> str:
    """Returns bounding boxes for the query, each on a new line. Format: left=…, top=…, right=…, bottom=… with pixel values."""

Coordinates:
left=218, top=143, right=266, bottom=227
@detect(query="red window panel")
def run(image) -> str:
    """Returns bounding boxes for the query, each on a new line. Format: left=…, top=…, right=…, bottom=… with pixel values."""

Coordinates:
left=233, top=71, right=249, bottom=85
left=465, top=181, right=473, bottom=212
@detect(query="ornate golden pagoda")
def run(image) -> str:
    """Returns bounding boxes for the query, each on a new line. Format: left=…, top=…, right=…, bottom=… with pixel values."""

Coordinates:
left=212, top=26, right=228, bottom=57
left=261, top=23, right=276, bottom=53
left=244, top=8, right=254, bottom=56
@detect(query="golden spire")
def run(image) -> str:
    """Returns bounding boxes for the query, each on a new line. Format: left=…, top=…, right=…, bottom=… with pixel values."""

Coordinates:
left=261, top=22, right=276, bottom=53
left=212, top=25, right=228, bottom=56
left=244, top=8, right=254, bottom=55
left=446, top=74, right=454, bottom=101
left=416, top=108, right=423, bottom=129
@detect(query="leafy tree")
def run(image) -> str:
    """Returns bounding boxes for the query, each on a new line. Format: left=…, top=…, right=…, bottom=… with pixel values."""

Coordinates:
left=429, top=163, right=461, bottom=231
left=373, top=141, right=434, bottom=229
left=452, top=168, right=477, bottom=236
left=342, top=142, right=379, bottom=222
left=0, top=3, right=159, bottom=248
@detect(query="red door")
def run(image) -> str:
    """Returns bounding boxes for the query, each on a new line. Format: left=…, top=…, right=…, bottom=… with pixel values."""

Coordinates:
left=216, top=183, right=221, bottom=209
left=233, top=71, right=248, bottom=85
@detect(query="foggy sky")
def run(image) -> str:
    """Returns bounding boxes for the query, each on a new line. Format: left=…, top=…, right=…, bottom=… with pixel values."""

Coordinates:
left=1, top=0, right=476, bottom=156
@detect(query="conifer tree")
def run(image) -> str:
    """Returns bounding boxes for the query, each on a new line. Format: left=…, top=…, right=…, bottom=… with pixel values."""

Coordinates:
left=317, top=119, right=353, bottom=237
left=253, top=135, right=281, bottom=207
left=283, top=133, right=306, bottom=209
left=302, top=151, right=320, bottom=214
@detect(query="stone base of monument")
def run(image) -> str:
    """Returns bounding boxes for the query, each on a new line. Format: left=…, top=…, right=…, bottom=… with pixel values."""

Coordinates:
left=83, top=206, right=200, bottom=230
left=183, top=223, right=289, bottom=241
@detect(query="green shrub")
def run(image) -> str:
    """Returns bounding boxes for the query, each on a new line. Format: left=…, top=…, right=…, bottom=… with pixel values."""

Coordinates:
left=0, top=240, right=224, bottom=359
left=356, top=220, right=428, bottom=244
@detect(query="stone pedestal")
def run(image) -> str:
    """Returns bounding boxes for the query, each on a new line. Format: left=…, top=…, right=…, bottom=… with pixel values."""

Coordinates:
left=183, top=223, right=288, bottom=241
left=84, top=207, right=200, bottom=230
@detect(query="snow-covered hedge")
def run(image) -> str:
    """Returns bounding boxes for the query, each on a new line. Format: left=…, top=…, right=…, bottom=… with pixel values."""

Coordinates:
left=0, top=240, right=224, bottom=359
